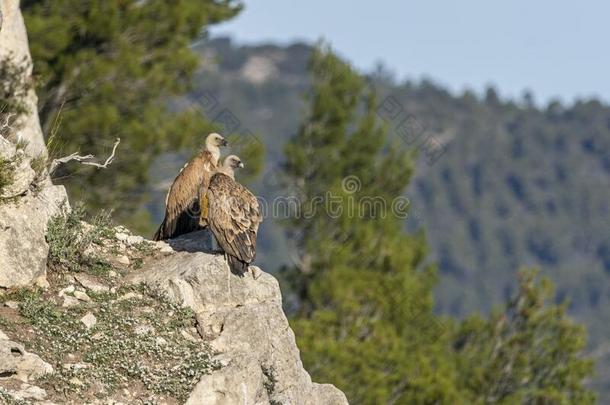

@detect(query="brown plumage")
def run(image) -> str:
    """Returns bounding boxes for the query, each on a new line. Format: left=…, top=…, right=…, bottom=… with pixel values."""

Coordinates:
left=206, top=155, right=262, bottom=276
left=153, top=133, right=227, bottom=240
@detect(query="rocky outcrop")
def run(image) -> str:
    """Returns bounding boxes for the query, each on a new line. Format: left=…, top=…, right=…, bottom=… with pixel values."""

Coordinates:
left=0, top=137, right=35, bottom=199
left=0, top=0, right=68, bottom=288
left=130, top=231, right=348, bottom=405
left=0, top=331, right=53, bottom=382
left=0, top=130, right=68, bottom=288
left=0, top=3, right=348, bottom=403
left=0, top=0, right=48, bottom=158
left=0, top=181, right=67, bottom=288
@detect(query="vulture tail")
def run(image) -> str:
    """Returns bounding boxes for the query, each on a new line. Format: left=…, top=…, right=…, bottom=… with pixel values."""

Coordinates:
left=152, top=222, right=164, bottom=241
left=227, top=255, right=249, bottom=276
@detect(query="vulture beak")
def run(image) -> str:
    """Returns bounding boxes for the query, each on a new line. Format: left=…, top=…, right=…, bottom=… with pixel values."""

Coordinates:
left=238, top=161, right=245, bottom=168
left=221, top=138, right=229, bottom=147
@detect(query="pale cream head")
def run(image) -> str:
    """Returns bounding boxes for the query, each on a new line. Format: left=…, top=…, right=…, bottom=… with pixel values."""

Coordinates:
left=205, top=133, right=228, bottom=163
left=219, top=155, right=244, bottom=179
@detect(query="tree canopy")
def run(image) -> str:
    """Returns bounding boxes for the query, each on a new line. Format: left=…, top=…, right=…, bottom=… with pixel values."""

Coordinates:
left=22, top=0, right=242, bottom=231
left=283, top=45, right=595, bottom=404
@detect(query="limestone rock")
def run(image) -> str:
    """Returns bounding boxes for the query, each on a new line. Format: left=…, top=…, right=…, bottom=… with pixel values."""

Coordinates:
left=0, top=0, right=48, bottom=158
left=80, top=312, right=97, bottom=329
left=0, top=183, right=67, bottom=288
left=116, top=255, right=130, bottom=265
left=73, top=290, right=92, bottom=302
left=0, top=140, right=35, bottom=199
left=74, top=274, right=110, bottom=293
left=0, top=340, right=53, bottom=382
left=126, top=235, right=144, bottom=246
left=131, top=251, right=348, bottom=405
left=62, top=295, right=80, bottom=308
left=7, top=383, right=47, bottom=401
left=58, top=285, right=75, bottom=297
left=4, top=301, right=18, bottom=309
left=0, top=0, right=69, bottom=289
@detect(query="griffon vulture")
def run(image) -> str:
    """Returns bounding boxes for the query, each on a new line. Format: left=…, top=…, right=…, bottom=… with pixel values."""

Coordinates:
left=153, top=133, right=228, bottom=240
left=205, top=155, right=262, bottom=276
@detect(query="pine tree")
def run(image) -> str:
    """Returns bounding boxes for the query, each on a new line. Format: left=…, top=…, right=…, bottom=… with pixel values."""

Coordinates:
left=453, top=269, right=596, bottom=404
left=283, top=44, right=460, bottom=404
left=21, top=0, right=242, bottom=231
left=284, top=45, right=596, bottom=404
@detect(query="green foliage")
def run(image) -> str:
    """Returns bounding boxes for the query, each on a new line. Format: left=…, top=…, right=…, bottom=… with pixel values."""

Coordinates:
left=0, top=156, right=17, bottom=197
left=227, top=132, right=265, bottom=184
left=282, top=45, right=595, bottom=404
left=46, top=203, right=114, bottom=274
left=284, top=45, right=456, bottom=404
left=0, top=56, right=31, bottom=127
left=182, top=38, right=610, bottom=399
left=453, top=269, right=596, bottom=404
left=0, top=387, right=29, bottom=405
left=22, top=0, right=242, bottom=232
left=16, top=284, right=217, bottom=402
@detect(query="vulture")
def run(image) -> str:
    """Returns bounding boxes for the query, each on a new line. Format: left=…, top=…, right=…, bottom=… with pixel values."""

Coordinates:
left=205, top=155, right=262, bottom=276
left=153, top=133, right=228, bottom=240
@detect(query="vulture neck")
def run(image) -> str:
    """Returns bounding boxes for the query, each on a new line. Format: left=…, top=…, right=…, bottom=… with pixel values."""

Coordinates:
left=205, top=142, right=221, bottom=165
left=218, top=166, right=235, bottom=180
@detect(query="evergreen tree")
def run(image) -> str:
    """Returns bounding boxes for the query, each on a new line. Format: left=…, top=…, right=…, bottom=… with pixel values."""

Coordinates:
left=283, top=44, right=459, bottom=404
left=284, top=46, right=596, bottom=404
left=453, top=269, right=596, bottom=404
left=21, top=0, right=242, bottom=231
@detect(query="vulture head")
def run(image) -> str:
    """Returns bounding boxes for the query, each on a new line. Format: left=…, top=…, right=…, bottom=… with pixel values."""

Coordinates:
left=206, top=132, right=228, bottom=148
left=220, top=155, right=244, bottom=178
left=205, top=133, right=228, bottom=163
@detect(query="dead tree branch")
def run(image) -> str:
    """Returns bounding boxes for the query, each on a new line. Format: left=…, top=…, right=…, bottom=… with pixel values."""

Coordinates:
left=48, top=138, right=121, bottom=175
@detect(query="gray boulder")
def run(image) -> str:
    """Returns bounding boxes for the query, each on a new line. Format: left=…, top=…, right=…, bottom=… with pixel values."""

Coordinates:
left=0, top=182, right=67, bottom=288
left=0, top=333, right=53, bottom=382
left=0, top=0, right=48, bottom=158
left=0, top=138, right=35, bottom=199
left=130, top=242, right=349, bottom=405
left=0, top=0, right=69, bottom=288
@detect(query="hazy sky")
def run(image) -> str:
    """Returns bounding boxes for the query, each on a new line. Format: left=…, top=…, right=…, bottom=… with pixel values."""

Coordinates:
left=212, top=0, right=609, bottom=105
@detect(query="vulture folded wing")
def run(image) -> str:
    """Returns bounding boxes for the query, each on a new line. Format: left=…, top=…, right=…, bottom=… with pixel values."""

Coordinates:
left=207, top=174, right=262, bottom=264
left=154, top=151, right=215, bottom=240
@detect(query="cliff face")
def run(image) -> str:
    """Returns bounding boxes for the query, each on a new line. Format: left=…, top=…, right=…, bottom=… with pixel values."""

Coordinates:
left=0, top=4, right=347, bottom=404
left=131, top=231, right=347, bottom=405
left=0, top=0, right=48, bottom=157
left=0, top=0, right=68, bottom=288
left=0, top=228, right=348, bottom=404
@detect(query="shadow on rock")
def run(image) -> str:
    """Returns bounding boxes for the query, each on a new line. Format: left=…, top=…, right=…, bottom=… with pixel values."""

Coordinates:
left=166, top=228, right=224, bottom=254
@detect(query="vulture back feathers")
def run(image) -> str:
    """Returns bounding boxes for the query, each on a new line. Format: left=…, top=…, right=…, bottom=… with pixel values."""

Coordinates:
left=153, top=133, right=227, bottom=240
left=206, top=156, right=262, bottom=276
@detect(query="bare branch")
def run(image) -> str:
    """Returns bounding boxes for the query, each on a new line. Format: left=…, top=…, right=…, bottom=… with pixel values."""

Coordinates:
left=48, top=138, right=121, bottom=175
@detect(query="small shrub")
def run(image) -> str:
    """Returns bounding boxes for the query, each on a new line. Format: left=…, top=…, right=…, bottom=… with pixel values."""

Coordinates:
left=0, top=387, right=29, bottom=405
left=0, top=156, right=16, bottom=195
left=18, top=285, right=218, bottom=402
left=46, top=203, right=114, bottom=274
left=0, top=56, right=31, bottom=121
left=30, top=154, right=48, bottom=185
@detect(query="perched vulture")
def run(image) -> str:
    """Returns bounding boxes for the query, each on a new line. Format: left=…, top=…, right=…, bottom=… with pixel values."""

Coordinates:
left=153, top=133, right=228, bottom=240
left=205, top=155, right=262, bottom=276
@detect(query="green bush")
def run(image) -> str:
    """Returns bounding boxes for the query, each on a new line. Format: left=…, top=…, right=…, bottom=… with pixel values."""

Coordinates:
left=46, top=203, right=114, bottom=274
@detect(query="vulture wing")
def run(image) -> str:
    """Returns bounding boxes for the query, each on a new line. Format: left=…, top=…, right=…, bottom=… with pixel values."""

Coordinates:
left=153, top=151, right=215, bottom=240
left=207, top=173, right=262, bottom=275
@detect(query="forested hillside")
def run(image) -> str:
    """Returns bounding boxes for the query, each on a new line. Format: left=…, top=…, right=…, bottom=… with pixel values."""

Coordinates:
left=146, top=37, right=610, bottom=396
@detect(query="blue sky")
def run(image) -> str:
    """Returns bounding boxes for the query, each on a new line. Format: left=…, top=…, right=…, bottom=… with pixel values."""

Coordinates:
left=212, top=0, right=609, bottom=105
